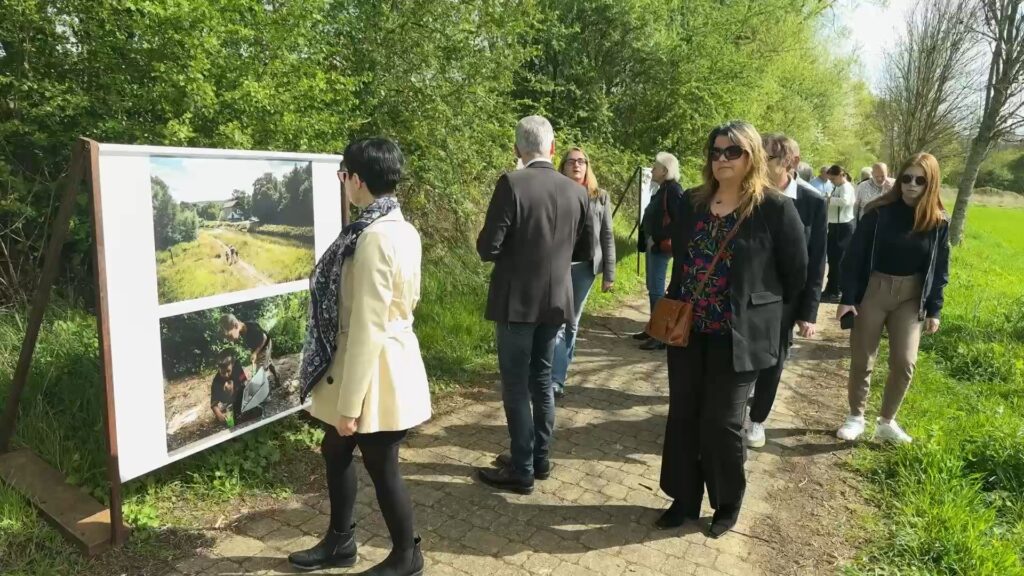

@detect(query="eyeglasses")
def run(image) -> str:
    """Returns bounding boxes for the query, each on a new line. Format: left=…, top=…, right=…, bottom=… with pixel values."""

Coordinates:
left=709, top=145, right=746, bottom=162
left=900, top=174, right=926, bottom=186
left=565, top=158, right=589, bottom=166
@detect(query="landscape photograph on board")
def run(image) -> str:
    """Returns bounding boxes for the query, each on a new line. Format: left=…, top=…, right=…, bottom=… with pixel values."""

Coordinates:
left=160, top=292, right=309, bottom=454
left=150, top=156, right=315, bottom=305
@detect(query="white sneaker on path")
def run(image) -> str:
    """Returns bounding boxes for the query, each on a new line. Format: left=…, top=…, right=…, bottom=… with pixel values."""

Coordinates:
left=836, top=415, right=866, bottom=441
left=745, top=422, right=766, bottom=448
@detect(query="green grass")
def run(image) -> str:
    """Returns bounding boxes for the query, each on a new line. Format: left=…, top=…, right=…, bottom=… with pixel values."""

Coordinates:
left=156, top=229, right=313, bottom=303
left=846, top=206, right=1024, bottom=576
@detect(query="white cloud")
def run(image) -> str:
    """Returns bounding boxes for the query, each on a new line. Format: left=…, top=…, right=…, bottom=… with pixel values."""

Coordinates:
left=825, top=0, right=917, bottom=92
left=150, top=156, right=309, bottom=203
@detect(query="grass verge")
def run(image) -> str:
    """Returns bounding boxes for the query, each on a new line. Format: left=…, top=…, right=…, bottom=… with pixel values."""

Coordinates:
left=845, top=205, right=1024, bottom=575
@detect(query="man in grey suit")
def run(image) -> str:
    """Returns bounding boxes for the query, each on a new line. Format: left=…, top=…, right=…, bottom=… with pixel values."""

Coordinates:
left=476, top=115, right=592, bottom=495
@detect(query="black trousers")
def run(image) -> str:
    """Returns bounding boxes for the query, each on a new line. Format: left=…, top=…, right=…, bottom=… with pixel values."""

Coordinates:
left=749, top=322, right=794, bottom=424
left=825, top=222, right=855, bottom=296
left=661, top=333, right=758, bottom=514
left=321, top=426, right=415, bottom=551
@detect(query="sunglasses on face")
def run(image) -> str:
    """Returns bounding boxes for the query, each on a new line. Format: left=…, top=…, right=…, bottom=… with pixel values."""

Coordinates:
left=565, top=158, right=588, bottom=166
left=709, top=145, right=746, bottom=162
left=900, top=174, right=926, bottom=186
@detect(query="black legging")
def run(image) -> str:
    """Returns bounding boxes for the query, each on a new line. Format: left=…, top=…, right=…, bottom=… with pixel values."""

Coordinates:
left=321, top=426, right=415, bottom=551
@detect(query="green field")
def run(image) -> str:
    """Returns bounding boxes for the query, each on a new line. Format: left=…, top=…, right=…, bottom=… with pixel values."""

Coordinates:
left=156, top=228, right=313, bottom=304
left=847, top=206, right=1024, bottom=575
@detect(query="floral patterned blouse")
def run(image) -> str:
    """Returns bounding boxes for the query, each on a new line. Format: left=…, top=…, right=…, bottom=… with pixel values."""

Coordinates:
left=677, top=210, right=740, bottom=335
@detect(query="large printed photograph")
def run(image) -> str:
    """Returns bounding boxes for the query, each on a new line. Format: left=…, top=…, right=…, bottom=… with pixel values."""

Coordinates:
left=150, top=156, right=316, bottom=305
left=160, top=292, right=310, bottom=454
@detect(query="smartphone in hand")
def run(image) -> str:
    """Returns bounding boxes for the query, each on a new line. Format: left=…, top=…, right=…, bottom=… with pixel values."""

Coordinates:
left=840, top=311, right=856, bottom=330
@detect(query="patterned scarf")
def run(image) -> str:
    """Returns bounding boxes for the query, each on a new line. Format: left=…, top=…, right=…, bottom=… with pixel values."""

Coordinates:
left=299, top=195, right=400, bottom=402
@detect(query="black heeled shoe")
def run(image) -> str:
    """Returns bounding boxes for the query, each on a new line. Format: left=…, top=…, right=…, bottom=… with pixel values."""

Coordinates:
left=709, top=506, right=739, bottom=538
left=358, top=535, right=424, bottom=576
left=654, top=501, right=699, bottom=529
left=288, top=523, right=358, bottom=571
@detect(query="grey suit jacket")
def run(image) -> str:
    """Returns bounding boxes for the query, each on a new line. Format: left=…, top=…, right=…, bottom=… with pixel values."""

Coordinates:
left=477, top=161, right=593, bottom=324
left=586, top=191, right=616, bottom=283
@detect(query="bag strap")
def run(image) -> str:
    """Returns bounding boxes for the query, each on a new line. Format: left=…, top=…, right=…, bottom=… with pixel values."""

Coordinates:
left=661, top=187, right=671, bottom=226
left=692, top=214, right=746, bottom=301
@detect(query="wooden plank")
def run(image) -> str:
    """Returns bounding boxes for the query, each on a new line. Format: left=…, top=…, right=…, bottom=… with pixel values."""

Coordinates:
left=0, top=449, right=113, bottom=556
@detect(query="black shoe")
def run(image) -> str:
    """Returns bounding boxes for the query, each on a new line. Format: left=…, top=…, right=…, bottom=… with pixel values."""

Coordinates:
left=654, top=501, right=699, bottom=529
left=631, top=330, right=650, bottom=341
left=494, top=452, right=552, bottom=480
left=553, top=383, right=565, bottom=399
left=357, top=536, right=424, bottom=576
left=640, top=337, right=666, bottom=351
left=477, top=465, right=534, bottom=495
left=288, top=523, right=358, bottom=571
left=709, top=506, right=740, bottom=538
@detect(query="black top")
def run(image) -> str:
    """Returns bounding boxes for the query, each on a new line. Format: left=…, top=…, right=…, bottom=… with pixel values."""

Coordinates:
left=791, top=181, right=828, bottom=324
left=639, top=180, right=685, bottom=247
left=840, top=201, right=951, bottom=319
left=667, top=189, right=808, bottom=372
left=242, top=322, right=268, bottom=352
left=211, top=365, right=246, bottom=409
left=874, top=200, right=931, bottom=276
left=477, top=161, right=593, bottom=324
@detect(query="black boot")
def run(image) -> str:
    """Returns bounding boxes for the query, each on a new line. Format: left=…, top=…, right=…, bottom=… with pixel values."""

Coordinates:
left=709, top=506, right=740, bottom=538
left=288, top=523, right=358, bottom=571
left=654, top=500, right=699, bottom=529
left=358, top=536, right=424, bottom=576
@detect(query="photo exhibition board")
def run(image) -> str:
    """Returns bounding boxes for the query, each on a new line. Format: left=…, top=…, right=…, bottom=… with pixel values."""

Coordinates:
left=94, top=143, right=343, bottom=482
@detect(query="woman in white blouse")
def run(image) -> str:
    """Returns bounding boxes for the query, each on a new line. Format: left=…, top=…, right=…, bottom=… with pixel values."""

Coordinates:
left=289, top=138, right=430, bottom=576
left=823, top=165, right=856, bottom=301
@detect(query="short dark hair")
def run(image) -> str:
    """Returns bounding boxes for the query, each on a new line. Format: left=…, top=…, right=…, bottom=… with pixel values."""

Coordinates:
left=341, top=138, right=404, bottom=195
left=217, top=349, right=236, bottom=368
left=827, top=164, right=849, bottom=179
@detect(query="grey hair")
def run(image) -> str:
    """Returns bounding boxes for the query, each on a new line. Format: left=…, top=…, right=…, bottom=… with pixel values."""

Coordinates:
left=797, top=162, right=813, bottom=182
left=655, top=152, right=680, bottom=182
left=872, top=162, right=888, bottom=173
left=515, top=115, right=555, bottom=157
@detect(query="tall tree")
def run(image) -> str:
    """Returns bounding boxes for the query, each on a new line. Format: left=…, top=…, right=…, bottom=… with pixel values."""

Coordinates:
left=878, top=0, right=978, bottom=165
left=950, top=0, right=1024, bottom=244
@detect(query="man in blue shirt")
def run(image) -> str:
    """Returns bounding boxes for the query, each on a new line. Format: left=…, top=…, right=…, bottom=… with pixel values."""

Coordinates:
left=809, top=165, right=834, bottom=196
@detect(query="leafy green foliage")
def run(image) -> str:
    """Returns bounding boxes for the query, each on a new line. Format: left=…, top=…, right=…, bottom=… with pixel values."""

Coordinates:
left=151, top=176, right=199, bottom=250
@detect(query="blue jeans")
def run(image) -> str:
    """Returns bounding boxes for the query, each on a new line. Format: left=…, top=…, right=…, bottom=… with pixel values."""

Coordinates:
left=552, top=263, right=597, bottom=391
left=646, top=250, right=672, bottom=314
left=495, top=322, right=560, bottom=477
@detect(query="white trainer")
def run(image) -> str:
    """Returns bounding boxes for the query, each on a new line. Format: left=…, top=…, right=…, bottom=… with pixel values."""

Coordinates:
left=836, top=415, right=866, bottom=441
left=745, top=422, right=766, bottom=448
left=874, top=419, right=913, bottom=444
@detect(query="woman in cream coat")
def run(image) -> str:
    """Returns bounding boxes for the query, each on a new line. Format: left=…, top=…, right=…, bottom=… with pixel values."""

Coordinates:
left=289, top=138, right=430, bottom=576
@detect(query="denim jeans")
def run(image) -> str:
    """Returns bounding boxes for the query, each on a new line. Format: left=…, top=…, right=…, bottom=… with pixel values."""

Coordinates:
left=495, top=322, right=560, bottom=477
left=552, top=263, right=597, bottom=391
left=646, top=250, right=672, bottom=313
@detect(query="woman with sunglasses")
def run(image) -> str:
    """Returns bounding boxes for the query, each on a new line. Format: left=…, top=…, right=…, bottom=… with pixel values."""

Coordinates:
left=636, top=152, right=685, bottom=350
left=656, top=121, right=806, bottom=538
left=835, top=152, right=950, bottom=444
left=550, top=147, right=615, bottom=397
left=290, top=138, right=430, bottom=575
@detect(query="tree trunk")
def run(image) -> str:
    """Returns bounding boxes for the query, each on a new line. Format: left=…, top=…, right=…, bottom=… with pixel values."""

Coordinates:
left=949, top=135, right=992, bottom=245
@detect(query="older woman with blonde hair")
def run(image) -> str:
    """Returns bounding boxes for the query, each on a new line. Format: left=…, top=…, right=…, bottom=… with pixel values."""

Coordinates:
left=835, top=152, right=950, bottom=445
left=635, top=151, right=685, bottom=350
left=655, top=121, right=806, bottom=538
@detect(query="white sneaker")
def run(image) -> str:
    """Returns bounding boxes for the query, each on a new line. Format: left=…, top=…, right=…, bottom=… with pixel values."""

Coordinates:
left=745, top=422, right=766, bottom=448
left=874, top=419, right=913, bottom=444
left=836, top=415, right=866, bottom=441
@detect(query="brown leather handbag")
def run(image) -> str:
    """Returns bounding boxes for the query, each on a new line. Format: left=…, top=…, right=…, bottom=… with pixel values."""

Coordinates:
left=647, top=215, right=745, bottom=347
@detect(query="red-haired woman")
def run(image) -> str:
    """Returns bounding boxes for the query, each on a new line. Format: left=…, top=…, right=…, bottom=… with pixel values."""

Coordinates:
left=835, top=152, right=950, bottom=444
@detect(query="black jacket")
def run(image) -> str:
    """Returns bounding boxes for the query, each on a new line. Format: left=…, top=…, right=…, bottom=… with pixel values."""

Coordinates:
left=667, top=189, right=808, bottom=372
left=792, top=181, right=828, bottom=324
left=477, top=161, right=593, bottom=324
left=638, top=180, right=685, bottom=253
left=839, top=202, right=950, bottom=319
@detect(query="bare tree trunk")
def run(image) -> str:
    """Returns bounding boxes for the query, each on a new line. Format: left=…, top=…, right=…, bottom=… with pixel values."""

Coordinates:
left=950, top=135, right=994, bottom=245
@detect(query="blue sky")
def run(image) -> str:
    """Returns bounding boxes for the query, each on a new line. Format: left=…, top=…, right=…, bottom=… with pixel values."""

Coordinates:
left=150, top=157, right=308, bottom=203
left=827, top=0, right=917, bottom=92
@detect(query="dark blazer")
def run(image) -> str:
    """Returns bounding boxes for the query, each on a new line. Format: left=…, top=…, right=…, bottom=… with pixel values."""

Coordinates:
left=477, top=161, right=593, bottom=324
left=791, top=180, right=828, bottom=324
left=637, top=180, right=685, bottom=253
left=839, top=202, right=950, bottom=320
left=666, top=189, right=808, bottom=372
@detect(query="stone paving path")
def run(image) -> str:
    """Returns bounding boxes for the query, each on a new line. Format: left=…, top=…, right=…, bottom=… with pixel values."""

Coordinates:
left=170, top=298, right=834, bottom=576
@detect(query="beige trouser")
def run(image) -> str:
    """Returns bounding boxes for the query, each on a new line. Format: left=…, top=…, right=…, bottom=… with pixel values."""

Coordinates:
left=848, top=272, right=924, bottom=420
